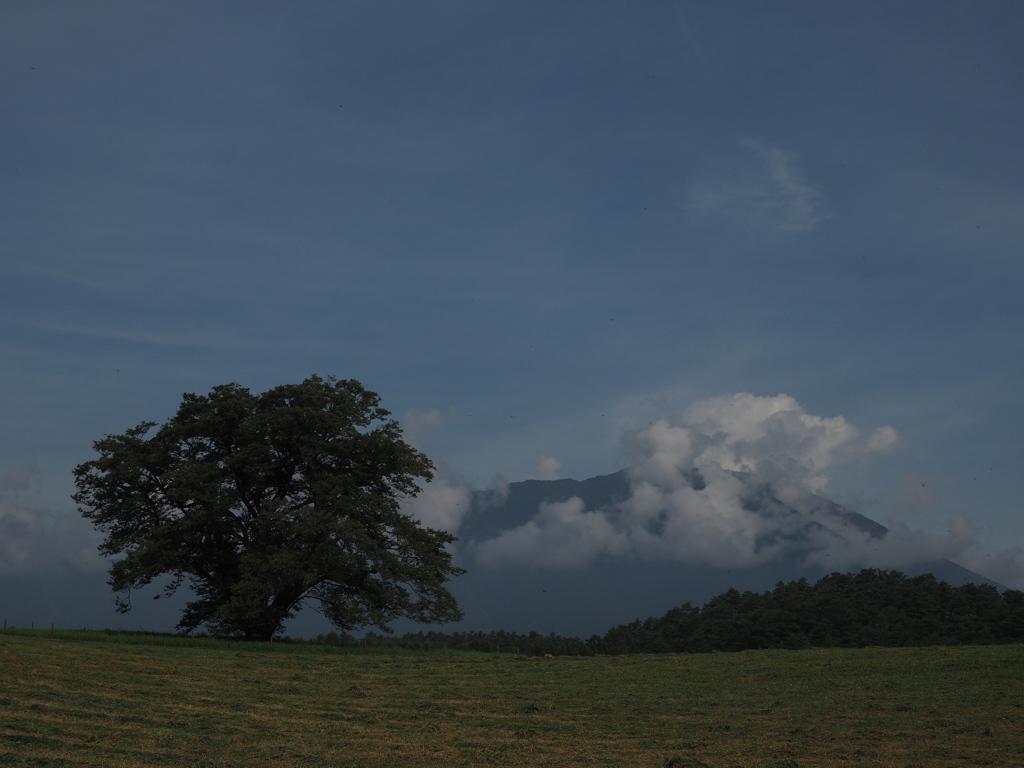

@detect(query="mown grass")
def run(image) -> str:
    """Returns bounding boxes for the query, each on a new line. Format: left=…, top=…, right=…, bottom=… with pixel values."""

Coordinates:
left=1, top=630, right=1021, bottom=767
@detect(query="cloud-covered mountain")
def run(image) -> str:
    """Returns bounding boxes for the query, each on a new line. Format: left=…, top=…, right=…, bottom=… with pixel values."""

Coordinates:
left=435, top=470, right=999, bottom=638
left=402, top=393, right=1003, bottom=638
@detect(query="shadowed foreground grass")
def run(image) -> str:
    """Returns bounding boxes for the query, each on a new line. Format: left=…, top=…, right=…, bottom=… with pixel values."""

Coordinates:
left=1, top=632, right=1022, bottom=767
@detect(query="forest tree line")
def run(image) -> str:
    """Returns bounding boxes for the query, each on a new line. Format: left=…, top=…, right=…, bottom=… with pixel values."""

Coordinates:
left=311, top=569, right=1024, bottom=655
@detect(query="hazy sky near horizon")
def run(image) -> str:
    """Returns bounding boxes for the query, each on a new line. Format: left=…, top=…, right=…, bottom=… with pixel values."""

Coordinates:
left=2, top=0, right=1023, bottom=623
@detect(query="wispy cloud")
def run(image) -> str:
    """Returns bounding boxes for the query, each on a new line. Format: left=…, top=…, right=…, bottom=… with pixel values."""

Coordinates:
left=687, top=139, right=828, bottom=233
left=401, top=407, right=456, bottom=449
left=672, top=2, right=704, bottom=58
left=9, top=319, right=258, bottom=349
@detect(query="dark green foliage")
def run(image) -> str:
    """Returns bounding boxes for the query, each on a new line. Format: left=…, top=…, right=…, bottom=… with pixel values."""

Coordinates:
left=316, top=569, right=1024, bottom=656
left=596, top=569, right=1024, bottom=654
left=73, top=375, right=464, bottom=641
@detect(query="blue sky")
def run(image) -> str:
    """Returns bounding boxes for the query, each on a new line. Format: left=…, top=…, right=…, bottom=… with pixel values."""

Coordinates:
left=2, top=1, right=1023, bottom=632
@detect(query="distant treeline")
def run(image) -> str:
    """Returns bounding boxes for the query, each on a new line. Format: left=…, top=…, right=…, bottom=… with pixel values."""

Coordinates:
left=597, top=569, right=1024, bottom=654
left=312, top=569, right=1024, bottom=655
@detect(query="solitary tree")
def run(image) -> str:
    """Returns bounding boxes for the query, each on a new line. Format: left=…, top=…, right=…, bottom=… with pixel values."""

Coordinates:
left=73, top=375, right=465, bottom=640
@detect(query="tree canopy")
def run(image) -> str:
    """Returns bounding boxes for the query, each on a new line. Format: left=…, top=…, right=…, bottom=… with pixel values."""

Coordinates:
left=73, top=375, right=465, bottom=640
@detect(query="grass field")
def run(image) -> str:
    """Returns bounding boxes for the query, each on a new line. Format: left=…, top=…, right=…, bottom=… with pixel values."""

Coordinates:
left=1, top=630, right=1022, bottom=767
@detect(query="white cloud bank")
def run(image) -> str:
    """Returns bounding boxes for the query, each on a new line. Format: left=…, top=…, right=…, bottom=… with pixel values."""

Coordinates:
left=397, top=407, right=477, bottom=533
left=477, top=497, right=629, bottom=569
left=400, top=474, right=473, bottom=533
left=0, top=466, right=103, bottom=575
left=473, top=392, right=1018, bottom=579
left=532, top=455, right=562, bottom=481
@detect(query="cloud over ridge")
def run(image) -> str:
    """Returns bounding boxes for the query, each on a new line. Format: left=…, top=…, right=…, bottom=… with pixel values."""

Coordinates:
left=386, top=395, right=1021, bottom=590
left=471, top=393, right=932, bottom=571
